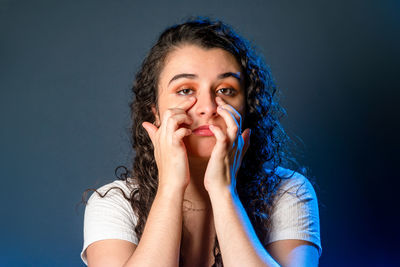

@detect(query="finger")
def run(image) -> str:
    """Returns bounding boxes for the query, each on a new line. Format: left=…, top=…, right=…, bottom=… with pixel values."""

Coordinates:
left=160, top=97, right=195, bottom=129
left=216, top=97, right=242, bottom=127
left=166, top=113, right=193, bottom=132
left=209, top=125, right=228, bottom=158
left=241, top=128, right=251, bottom=159
left=174, top=96, right=197, bottom=111
left=174, top=127, right=192, bottom=141
left=217, top=106, right=240, bottom=143
left=142, top=121, right=158, bottom=143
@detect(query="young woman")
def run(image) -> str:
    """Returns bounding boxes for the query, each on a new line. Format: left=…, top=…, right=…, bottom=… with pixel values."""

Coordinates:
left=81, top=18, right=322, bottom=267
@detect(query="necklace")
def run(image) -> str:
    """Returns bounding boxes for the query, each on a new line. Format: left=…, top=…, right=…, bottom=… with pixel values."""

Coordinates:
left=182, top=199, right=210, bottom=212
left=183, top=205, right=207, bottom=212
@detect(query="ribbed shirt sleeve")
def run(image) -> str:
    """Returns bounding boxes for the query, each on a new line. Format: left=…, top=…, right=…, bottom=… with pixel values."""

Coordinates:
left=80, top=180, right=138, bottom=265
left=264, top=168, right=322, bottom=257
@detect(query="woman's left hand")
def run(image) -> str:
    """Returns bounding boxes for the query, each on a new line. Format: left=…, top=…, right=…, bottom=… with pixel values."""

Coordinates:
left=204, top=97, right=251, bottom=196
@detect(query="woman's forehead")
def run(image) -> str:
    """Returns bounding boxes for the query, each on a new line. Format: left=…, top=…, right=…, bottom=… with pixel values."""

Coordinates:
left=159, top=44, right=242, bottom=85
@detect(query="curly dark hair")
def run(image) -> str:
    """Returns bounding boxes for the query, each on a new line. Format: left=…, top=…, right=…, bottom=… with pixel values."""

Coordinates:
left=87, top=17, right=305, bottom=267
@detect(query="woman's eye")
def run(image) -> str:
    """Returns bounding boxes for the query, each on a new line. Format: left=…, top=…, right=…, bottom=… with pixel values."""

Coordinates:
left=177, top=88, right=194, bottom=95
left=217, top=88, right=236, bottom=96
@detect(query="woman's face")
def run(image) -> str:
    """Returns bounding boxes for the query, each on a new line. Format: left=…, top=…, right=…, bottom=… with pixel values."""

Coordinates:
left=156, top=44, right=245, bottom=159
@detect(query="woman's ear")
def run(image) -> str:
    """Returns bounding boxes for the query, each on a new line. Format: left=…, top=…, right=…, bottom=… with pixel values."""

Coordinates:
left=151, top=105, right=160, bottom=127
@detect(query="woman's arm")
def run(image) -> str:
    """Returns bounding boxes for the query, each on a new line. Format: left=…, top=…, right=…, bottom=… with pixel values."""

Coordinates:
left=208, top=187, right=319, bottom=267
left=122, top=186, right=185, bottom=266
left=266, top=240, right=320, bottom=267
left=87, top=98, right=196, bottom=267
left=208, top=187, right=280, bottom=267
left=205, top=97, right=319, bottom=266
left=86, top=186, right=185, bottom=267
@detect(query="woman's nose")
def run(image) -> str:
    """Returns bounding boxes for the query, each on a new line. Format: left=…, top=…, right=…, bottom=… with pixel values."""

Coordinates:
left=194, top=91, right=218, bottom=118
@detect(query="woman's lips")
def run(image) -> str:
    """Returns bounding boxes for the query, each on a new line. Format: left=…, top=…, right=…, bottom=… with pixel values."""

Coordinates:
left=192, top=125, right=214, bottom=136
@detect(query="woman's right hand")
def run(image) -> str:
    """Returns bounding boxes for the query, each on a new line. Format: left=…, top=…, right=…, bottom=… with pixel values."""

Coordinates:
left=142, top=97, right=196, bottom=192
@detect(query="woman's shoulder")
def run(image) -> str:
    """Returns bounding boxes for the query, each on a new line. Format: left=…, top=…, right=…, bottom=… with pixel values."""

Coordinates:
left=264, top=166, right=322, bottom=256
left=268, top=166, right=317, bottom=199
left=81, top=178, right=139, bottom=264
left=83, top=178, right=139, bottom=241
left=86, top=177, right=138, bottom=206
left=95, top=177, right=137, bottom=193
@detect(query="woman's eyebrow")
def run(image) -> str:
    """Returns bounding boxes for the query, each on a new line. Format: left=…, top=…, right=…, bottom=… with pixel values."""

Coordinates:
left=217, top=72, right=241, bottom=81
left=168, top=72, right=241, bottom=86
left=168, top=73, right=197, bottom=86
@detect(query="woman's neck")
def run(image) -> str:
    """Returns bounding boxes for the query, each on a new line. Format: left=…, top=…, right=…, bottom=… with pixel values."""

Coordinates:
left=183, top=156, right=211, bottom=211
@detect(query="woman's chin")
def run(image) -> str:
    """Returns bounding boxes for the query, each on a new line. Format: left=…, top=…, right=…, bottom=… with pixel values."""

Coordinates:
left=184, top=136, right=216, bottom=159
left=187, top=150, right=212, bottom=159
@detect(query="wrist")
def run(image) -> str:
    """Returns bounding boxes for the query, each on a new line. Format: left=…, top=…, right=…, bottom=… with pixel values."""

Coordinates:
left=157, top=183, right=186, bottom=200
left=207, top=184, right=238, bottom=201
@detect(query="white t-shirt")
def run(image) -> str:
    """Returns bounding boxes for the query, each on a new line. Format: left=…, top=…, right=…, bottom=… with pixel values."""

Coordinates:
left=80, top=167, right=322, bottom=265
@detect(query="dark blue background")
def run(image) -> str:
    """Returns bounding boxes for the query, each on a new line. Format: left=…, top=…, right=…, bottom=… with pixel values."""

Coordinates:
left=1, top=0, right=399, bottom=266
